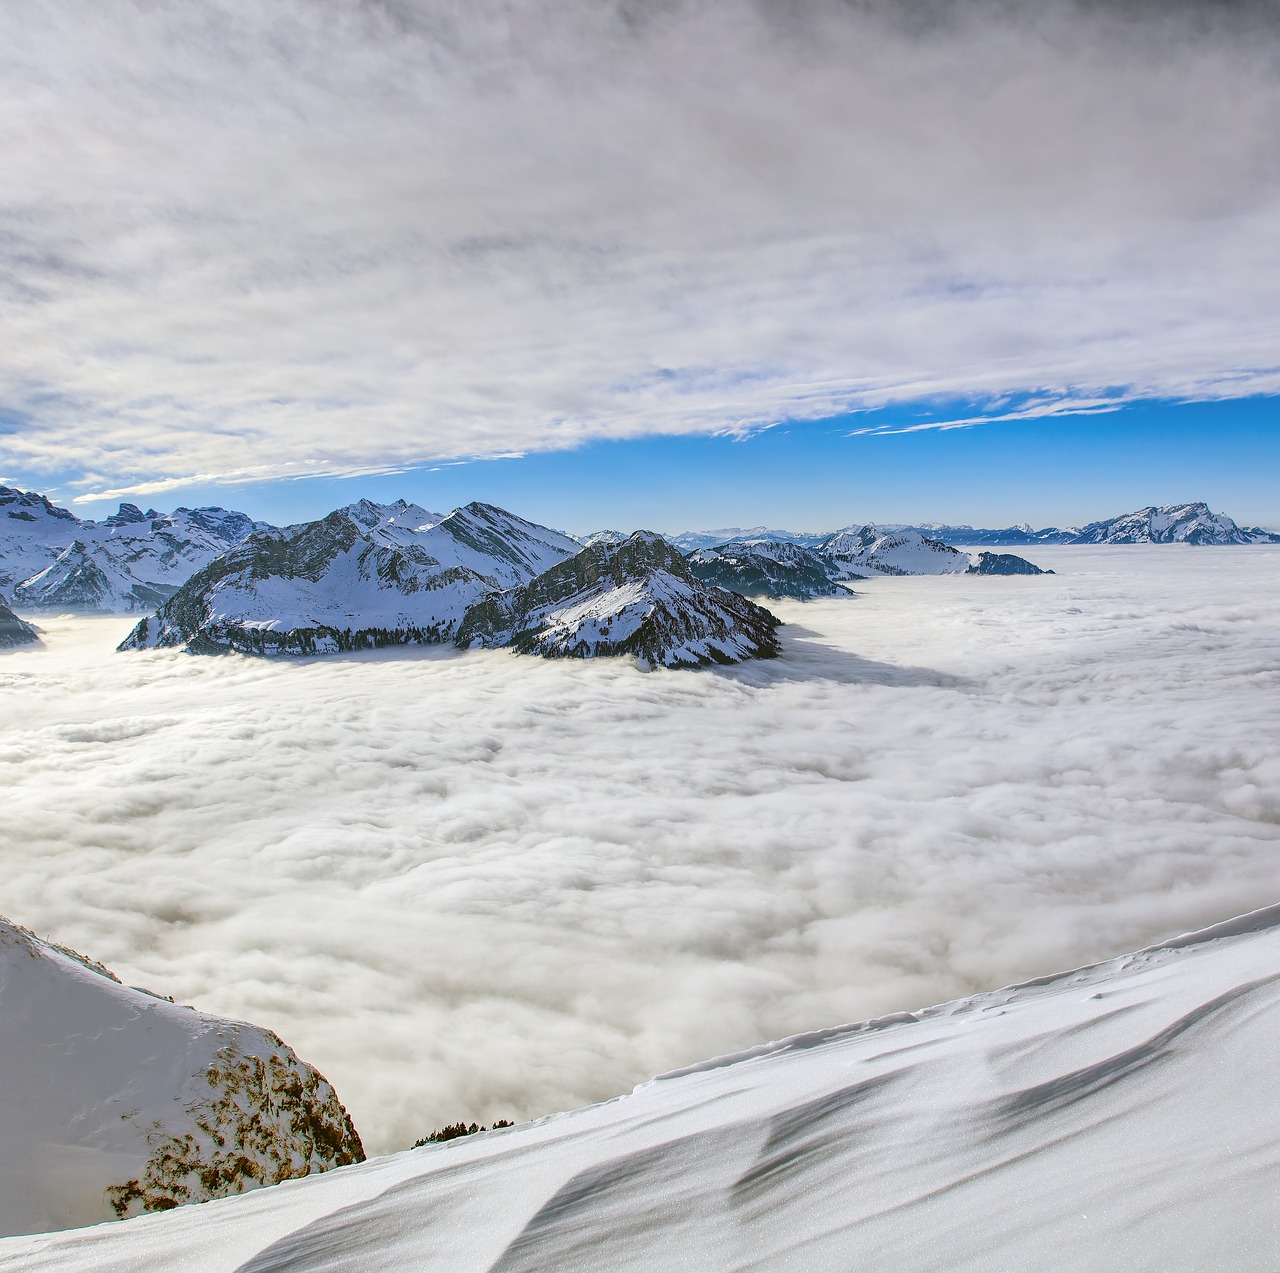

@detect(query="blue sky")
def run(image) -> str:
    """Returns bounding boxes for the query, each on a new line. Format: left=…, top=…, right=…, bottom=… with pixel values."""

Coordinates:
left=63, top=395, right=1280, bottom=535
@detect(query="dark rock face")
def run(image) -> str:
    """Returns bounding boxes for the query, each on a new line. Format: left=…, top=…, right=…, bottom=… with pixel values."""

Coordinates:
left=686, top=540, right=846, bottom=599
left=457, top=532, right=782, bottom=667
left=966, top=552, right=1053, bottom=576
left=0, top=596, right=39, bottom=648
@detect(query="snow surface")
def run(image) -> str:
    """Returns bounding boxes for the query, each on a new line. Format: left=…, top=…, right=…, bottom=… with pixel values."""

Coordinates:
left=3, top=547, right=1278, bottom=1159
left=4, top=906, right=1280, bottom=1270
left=0, top=920, right=361, bottom=1238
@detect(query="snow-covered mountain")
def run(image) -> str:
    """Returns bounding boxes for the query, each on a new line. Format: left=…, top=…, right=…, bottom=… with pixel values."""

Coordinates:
left=0, top=916, right=363, bottom=1238
left=817, top=527, right=1047, bottom=577
left=0, top=594, right=39, bottom=647
left=1067, top=501, right=1280, bottom=545
left=455, top=532, right=781, bottom=667
left=7, top=904, right=1278, bottom=1270
left=120, top=501, right=582, bottom=656
left=670, top=526, right=829, bottom=552
left=685, top=539, right=848, bottom=599
left=0, top=487, right=272, bottom=611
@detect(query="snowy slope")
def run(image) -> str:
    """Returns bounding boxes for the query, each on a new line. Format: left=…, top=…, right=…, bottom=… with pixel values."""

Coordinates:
left=0, top=488, right=272, bottom=611
left=0, top=918, right=363, bottom=1239
left=819, top=526, right=972, bottom=576
left=6, top=905, right=1279, bottom=1271
left=685, top=539, right=847, bottom=599
left=456, top=532, right=781, bottom=666
left=0, top=487, right=85, bottom=589
left=119, top=501, right=581, bottom=655
left=0, top=594, right=39, bottom=647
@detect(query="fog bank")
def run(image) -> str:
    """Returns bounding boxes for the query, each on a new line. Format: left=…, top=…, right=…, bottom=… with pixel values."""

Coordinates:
left=1, top=546, right=1277, bottom=1153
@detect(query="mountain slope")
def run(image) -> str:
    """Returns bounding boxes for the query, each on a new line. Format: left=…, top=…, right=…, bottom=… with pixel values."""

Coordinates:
left=0, top=917, right=363, bottom=1239
left=456, top=532, right=781, bottom=666
left=119, top=501, right=581, bottom=656
left=5, top=905, right=1278, bottom=1270
left=0, top=595, right=40, bottom=647
left=685, top=539, right=847, bottom=599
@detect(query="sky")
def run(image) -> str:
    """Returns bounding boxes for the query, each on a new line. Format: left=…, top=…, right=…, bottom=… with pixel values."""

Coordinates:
left=2, top=0, right=1279, bottom=528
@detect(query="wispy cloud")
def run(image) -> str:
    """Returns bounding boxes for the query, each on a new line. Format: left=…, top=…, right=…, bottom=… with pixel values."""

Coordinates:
left=3, top=1, right=1280, bottom=493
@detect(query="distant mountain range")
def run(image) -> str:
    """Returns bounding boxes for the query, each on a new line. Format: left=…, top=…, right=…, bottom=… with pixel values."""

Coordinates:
left=3, top=489, right=1273, bottom=662
left=672, top=503, right=1280, bottom=549
left=0, top=486, right=271, bottom=611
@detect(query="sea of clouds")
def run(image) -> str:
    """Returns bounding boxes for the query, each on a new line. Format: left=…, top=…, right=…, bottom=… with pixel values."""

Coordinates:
left=4, top=0, right=1280, bottom=499
left=2, top=546, right=1278, bottom=1154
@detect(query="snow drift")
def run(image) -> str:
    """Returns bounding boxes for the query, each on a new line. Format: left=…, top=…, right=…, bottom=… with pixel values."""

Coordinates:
left=4, top=904, right=1279, bottom=1270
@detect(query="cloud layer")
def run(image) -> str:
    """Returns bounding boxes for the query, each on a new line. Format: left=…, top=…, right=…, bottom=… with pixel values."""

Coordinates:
left=2, top=545, right=1278, bottom=1154
left=2, top=1, right=1280, bottom=497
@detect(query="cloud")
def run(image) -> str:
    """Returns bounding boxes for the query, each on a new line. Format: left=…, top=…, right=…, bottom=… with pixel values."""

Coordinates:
left=1, top=0, right=1279, bottom=495
left=1, top=546, right=1278, bottom=1154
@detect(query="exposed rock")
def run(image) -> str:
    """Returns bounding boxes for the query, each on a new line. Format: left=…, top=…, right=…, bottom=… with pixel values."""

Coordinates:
left=0, top=917, right=362, bottom=1237
left=456, top=532, right=781, bottom=667
left=966, top=551, right=1052, bottom=576
left=0, top=593, right=40, bottom=647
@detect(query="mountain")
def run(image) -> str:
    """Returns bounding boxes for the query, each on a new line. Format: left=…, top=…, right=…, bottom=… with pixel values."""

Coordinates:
left=820, top=526, right=969, bottom=576
left=120, top=501, right=582, bottom=656
left=8, top=904, right=1279, bottom=1270
left=670, top=526, right=829, bottom=552
left=0, top=595, right=40, bottom=647
left=817, top=527, right=1047, bottom=577
left=1066, top=502, right=1280, bottom=545
left=0, top=915, right=363, bottom=1238
left=0, top=486, right=87, bottom=589
left=0, top=487, right=273, bottom=611
left=966, top=550, right=1054, bottom=575
left=455, top=532, right=781, bottom=666
left=685, top=539, right=848, bottom=599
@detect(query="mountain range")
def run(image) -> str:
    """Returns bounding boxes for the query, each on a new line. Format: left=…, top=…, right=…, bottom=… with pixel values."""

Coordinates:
left=676, top=502, right=1280, bottom=549
left=0, top=486, right=271, bottom=611
left=122, top=507, right=783, bottom=667
left=3, top=491, right=1273, bottom=653
left=0, top=916, right=362, bottom=1238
